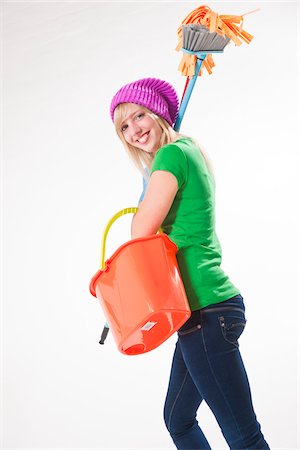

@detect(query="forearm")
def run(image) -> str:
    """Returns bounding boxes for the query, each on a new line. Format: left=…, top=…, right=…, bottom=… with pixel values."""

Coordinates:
left=131, top=171, right=178, bottom=239
left=131, top=209, right=160, bottom=239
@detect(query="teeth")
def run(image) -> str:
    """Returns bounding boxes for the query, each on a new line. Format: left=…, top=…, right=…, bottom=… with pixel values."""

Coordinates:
left=138, top=132, right=149, bottom=144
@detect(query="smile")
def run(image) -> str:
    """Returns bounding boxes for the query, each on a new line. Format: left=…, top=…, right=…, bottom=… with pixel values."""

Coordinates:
left=137, top=131, right=150, bottom=144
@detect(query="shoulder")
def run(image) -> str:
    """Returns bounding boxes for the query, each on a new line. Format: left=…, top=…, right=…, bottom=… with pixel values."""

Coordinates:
left=152, top=137, right=195, bottom=166
left=151, top=137, right=192, bottom=189
left=156, top=136, right=193, bottom=155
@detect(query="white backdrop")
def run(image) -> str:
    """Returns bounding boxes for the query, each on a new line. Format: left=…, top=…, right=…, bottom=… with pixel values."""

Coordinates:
left=1, top=1, right=299, bottom=449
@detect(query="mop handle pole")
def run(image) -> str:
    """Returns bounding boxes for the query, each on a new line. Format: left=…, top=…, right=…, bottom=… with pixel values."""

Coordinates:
left=174, top=49, right=224, bottom=132
left=174, top=55, right=205, bottom=132
left=99, top=322, right=110, bottom=344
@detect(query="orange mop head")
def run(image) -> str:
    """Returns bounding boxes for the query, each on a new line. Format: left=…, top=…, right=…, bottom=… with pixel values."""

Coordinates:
left=176, top=5, right=257, bottom=78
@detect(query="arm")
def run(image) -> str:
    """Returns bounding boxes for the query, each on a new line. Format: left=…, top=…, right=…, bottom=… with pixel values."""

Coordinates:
left=131, top=170, right=178, bottom=239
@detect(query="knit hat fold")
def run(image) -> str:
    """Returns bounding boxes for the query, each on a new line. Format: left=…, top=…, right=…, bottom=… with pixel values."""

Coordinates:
left=110, top=78, right=179, bottom=127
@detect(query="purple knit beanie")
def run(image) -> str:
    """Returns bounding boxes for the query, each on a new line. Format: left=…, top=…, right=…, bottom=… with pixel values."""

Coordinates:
left=110, top=78, right=179, bottom=127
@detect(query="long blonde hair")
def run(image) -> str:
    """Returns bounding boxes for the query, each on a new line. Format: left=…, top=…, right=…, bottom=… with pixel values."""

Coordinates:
left=113, top=103, right=214, bottom=181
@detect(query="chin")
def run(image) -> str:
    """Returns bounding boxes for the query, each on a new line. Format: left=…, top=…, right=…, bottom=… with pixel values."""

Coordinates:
left=138, top=144, right=152, bottom=153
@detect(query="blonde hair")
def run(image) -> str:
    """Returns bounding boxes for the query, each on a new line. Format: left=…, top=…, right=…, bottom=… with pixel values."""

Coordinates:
left=114, top=103, right=214, bottom=180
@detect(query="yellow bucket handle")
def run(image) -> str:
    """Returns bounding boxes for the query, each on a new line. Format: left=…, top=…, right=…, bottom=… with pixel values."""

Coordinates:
left=100, top=207, right=164, bottom=269
left=101, top=207, right=138, bottom=269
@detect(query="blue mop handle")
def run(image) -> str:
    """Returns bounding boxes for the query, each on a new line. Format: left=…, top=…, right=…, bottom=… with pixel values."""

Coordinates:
left=133, top=53, right=208, bottom=255
left=174, top=49, right=224, bottom=132
left=100, top=51, right=221, bottom=346
left=174, top=53, right=205, bottom=132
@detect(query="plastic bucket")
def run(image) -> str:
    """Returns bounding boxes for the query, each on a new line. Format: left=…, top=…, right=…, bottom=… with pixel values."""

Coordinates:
left=89, top=208, right=191, bottom=355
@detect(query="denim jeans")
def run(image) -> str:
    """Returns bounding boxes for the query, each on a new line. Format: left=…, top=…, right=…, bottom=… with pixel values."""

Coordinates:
left=163, top=294, right=270, bottom=450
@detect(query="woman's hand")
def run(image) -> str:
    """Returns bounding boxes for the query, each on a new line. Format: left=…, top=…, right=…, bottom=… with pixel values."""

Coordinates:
left=131, top=170, right=178, bottom=239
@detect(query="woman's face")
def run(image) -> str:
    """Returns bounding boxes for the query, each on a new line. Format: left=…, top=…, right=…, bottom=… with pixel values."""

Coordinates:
left=119, top=103, right=163, bottom=154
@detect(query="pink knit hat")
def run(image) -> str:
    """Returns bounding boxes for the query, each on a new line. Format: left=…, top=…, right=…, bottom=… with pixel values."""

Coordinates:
left=110, top=78, right=179, bottom=127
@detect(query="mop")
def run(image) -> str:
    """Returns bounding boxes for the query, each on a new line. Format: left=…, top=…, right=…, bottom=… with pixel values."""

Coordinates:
left=97, top=4, right=256, bottom=347
left=138, top=5, right=256, bottom=201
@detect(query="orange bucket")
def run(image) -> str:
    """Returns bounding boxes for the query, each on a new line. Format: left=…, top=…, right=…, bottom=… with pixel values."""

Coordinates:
left=89, top=207, right=191, bottom=355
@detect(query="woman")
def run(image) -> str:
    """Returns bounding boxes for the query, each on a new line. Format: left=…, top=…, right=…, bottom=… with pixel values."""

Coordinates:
left=110, top=78, right=270, bottom=450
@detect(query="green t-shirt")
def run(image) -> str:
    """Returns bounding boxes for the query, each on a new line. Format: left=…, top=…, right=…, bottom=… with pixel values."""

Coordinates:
left=150, top=136, right=240, bottom=311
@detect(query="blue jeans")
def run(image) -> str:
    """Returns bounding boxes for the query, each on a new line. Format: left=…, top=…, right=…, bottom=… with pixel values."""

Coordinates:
left=163, top=294, right=270, bottom=450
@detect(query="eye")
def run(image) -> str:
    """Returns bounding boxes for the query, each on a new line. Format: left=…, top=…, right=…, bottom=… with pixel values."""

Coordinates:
left=136, top=113, right=145, bottom=120
left=121, top=124, right=128, bottom=132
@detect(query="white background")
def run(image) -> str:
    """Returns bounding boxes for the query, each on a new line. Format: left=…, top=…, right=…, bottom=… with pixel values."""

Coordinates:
left=1, top=1, right=299, bottom=449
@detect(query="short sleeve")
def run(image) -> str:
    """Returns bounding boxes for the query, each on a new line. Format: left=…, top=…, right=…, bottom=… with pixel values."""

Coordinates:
left=150, top=143, right=187, bottom=190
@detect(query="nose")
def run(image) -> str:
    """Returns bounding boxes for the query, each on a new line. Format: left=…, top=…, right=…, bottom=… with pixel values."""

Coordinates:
left=131, top=122, right=142, bottom=139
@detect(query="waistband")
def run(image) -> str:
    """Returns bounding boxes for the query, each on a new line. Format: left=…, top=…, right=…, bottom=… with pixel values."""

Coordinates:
left=178, top=294, right=245, bottom=333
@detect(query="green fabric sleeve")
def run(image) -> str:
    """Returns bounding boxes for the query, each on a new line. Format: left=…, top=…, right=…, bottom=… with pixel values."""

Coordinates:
left=150, top=143, right=187, bottom=190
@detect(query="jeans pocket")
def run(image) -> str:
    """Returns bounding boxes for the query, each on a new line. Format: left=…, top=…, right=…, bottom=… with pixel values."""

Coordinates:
left=218, top=314, right=246, bottom=347
left=178, top=324, right=202, bottom=336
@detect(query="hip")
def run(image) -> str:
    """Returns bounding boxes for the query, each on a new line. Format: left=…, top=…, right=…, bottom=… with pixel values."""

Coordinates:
left=178, top=293, right=245, bottom=336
